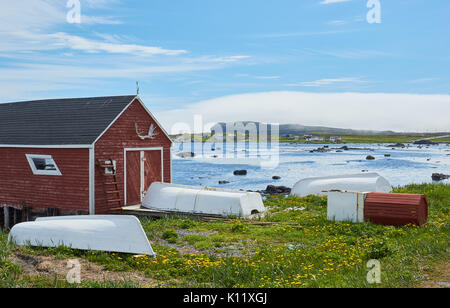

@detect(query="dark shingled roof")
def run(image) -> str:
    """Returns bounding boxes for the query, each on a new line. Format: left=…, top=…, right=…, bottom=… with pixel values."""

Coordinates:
left=0, top=95, right=137, bottom=145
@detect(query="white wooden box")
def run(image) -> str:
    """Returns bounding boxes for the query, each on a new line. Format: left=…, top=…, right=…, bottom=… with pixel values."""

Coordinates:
left=326, top=191, right=368, bottom=223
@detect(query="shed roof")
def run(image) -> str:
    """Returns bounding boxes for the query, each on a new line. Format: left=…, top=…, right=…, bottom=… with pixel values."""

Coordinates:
left=0, top=95, right=139, bottom=145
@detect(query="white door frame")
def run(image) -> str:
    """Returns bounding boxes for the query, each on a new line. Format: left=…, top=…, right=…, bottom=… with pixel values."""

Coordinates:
left=124, top=147, right=164, bottom=205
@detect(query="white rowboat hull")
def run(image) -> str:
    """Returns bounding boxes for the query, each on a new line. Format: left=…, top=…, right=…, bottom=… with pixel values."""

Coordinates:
left=8, top=215, right=155, bottom=255
left=143, top=182, right=266, bottom=217
left=292, top=173, right=392, bottom=197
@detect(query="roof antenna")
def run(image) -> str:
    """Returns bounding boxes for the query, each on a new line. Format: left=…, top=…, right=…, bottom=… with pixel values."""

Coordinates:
left=136, top=81, right=140, bottom=96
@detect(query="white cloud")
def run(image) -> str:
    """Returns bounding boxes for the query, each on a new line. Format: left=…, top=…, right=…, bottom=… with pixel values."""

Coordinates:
left=0, top=63, right=216, bottom=81
left=49, top=32, right=187, bottom=55
left=409, top=78, right=440, bottom=84
left=303, top=48, right=391, bottom=59
left=255, top=30, right=353, bottom=39
left=287, top=78, right=364, bottom=87
left=0, top=0, right=185, bottom=56
left=81, top=15, right=123, bottom=25
left=256, top=76, right=280, bottom=80
left=156, top=92, right=450, bottom=132
left=0, top=0, right=119, bottom=30
left=320, top=0, right=352, bottom=4
left=1, top=30, right=187, bottom=56
left=0, top=0, right=252, bottom=101
left=327, top=20, right=348, bottom=25
left=186, top=55, right=252, bottom=64
left=0, top=0, right=252, bottom=102
left=0, top=52, right=251, bottom=101
left=222, top=56, right=251, bottom=62
left=83, top=0, right=120, bottom=9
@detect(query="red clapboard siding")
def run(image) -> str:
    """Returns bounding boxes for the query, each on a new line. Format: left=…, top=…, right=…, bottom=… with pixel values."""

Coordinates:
left=0, top=148, right=90, bottom=212
left=364, top=193, right=428, bottom=226
left=94, top=98, right=172, bottom=214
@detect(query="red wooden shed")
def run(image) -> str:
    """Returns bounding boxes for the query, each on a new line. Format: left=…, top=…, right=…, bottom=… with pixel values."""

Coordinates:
left=364, top=192, right=429, bottom=226
left=0, top=95, right=172, bottom=215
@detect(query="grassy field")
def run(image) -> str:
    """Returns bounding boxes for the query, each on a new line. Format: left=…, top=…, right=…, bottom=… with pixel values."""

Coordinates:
left=1, top=183, right=448, bottom=288
left=431, top=137, right=450, bottom=143
left=280, top=134, right=450, bottom=144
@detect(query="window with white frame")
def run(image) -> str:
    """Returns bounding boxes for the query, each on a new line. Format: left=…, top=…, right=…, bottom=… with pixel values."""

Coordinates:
left=26, top=154, right=62, bottom=176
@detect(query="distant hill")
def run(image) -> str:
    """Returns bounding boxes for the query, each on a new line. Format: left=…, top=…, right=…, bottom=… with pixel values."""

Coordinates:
left=210, top=121, right=397, bottom=136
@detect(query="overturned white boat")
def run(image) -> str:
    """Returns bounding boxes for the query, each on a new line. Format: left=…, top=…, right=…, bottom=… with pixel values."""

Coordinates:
left=142, top=182, right=266, bottom=218
left=8, top=215, right=155, bottom=255
left=291, top=173, right=392, bottom=197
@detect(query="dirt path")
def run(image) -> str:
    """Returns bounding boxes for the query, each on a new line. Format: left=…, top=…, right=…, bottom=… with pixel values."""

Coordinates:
left=11, top=252, right=159, bottom=287
left=420, top=261, right=450, bottom=288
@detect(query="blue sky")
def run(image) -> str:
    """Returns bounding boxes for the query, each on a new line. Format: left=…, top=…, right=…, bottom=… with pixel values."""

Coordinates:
left=1, top=0, right=449, bottom=131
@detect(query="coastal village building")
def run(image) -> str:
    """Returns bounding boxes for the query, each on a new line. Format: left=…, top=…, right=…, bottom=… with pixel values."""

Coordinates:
left=330, top=136, right=342, bottom=143
left=305, top=135, right=324, bottom=142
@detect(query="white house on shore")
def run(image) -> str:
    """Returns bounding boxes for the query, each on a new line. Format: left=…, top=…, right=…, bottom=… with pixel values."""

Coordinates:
left=305, top=135, right=324, bottom=142
left=330, top=136, right=342, bottom=143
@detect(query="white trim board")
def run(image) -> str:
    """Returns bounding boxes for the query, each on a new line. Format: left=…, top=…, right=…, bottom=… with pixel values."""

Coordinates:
left=93, top=96, right=173, bottom=146
left=89, top=147, right=95, bottom=215
left=123, top=147, right=164, bottom=206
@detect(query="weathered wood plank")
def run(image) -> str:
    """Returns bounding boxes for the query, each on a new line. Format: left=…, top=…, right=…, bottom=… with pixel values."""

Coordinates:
left=4, top=207, right=10, bottom=229
left=112, top=205, right=228, bottom=220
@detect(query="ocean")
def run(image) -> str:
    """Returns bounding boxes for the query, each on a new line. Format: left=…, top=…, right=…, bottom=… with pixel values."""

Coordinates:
left=172, top=142, right=450, bottom=191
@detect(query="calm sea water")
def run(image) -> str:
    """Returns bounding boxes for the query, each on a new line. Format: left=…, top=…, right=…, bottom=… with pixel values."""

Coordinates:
left=172, top=142, right=450, bottom=191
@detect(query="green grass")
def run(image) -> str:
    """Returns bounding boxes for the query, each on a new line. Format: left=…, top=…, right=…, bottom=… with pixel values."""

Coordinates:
left=426, top=136, right=450, bottom=142
left=1, top=184, right=449, bottom=288
left=339, top=135, right=417, bottom=144
left=280, top=134, right=450, bottom=144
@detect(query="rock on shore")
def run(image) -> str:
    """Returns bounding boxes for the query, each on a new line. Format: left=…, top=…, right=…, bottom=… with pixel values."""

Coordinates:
left=177, top=152, right=195, bottom=158
left=387, top=143, right=406, bottom=148
left=261, top=185, right=291, bottom=196
left=432, top=173, right=450, bottom=181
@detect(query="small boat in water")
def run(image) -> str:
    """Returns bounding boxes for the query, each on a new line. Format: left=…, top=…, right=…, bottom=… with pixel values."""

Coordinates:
left=8, top=215, right=155, bottom=255
left=292, top=173, right=392, bottom=197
